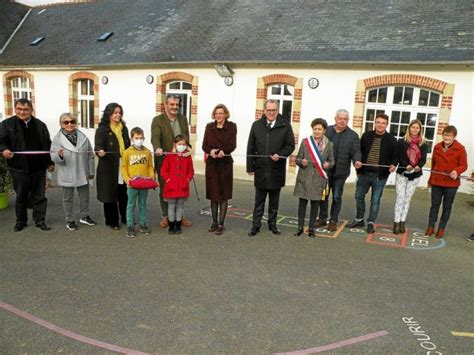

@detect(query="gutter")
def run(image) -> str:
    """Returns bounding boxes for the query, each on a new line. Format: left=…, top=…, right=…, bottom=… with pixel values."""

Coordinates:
left=0, top=9, right=32, bottom=55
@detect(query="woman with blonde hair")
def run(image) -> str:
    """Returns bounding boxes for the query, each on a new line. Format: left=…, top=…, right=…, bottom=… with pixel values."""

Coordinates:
left=393, top=119, right=428, bottom=234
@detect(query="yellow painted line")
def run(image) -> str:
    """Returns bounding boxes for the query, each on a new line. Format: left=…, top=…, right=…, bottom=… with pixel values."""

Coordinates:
left=451, top=331, right=474, bottom=338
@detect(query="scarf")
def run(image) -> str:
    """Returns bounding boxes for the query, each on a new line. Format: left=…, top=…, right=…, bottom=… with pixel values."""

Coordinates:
left=110, top=121, right=125, bottom=156
left=61, top=129, right=77, bottom=147
left=407, top=135, right=421, bottom=166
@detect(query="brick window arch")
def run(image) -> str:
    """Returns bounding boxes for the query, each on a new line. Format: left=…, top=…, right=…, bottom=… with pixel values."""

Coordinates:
left=155, top=71, right=198, bottom=152
left=69, top=72, right=99, bottom=128
left=3, top=70, right=35, bottom=117
left=255, top=74, right=302, bottom=169
left=353, top=74, right=454, bottom=149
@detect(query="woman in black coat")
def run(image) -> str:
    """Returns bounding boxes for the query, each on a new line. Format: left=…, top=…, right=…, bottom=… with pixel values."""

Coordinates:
left=94, top=103, right=130, bottom=230
left=202, top=104, right=237, bottom=235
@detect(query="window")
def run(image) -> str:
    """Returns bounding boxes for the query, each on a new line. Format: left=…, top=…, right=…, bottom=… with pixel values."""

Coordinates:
left=166, top=81, right=192, bottom=124
left=364, top=86, right=441, bottom=153
left=77, top=79, right=95, bottom=128
left=267, top=84, right=294, bottom=119
left=11, top=77, right=32, bottom=107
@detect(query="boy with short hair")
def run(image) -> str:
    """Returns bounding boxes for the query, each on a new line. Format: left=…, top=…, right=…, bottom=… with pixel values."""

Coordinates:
left=121, top=127, right=155, bottom=238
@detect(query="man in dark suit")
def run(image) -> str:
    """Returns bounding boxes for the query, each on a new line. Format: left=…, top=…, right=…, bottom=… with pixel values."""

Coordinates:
left=246, top=99, right=295, bottom=236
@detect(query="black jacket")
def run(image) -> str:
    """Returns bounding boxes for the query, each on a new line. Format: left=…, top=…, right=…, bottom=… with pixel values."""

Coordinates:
left=0, top=115, right=53, bottom=174
left=396, top=138, right=428, bottom=180
left=94, top=122, right=130, bottom=203
left=359, top=130, right=398, bottom=179
left=246, top=114, right=295, bottom=190
left=325, top=125, right=361, bottom=178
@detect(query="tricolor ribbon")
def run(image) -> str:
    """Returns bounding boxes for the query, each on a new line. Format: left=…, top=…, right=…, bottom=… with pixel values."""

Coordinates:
left=304, top=136, right=328, bottom=180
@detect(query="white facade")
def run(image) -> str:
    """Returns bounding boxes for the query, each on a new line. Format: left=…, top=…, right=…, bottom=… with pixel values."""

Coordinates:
left=1, top=65, right=472, bottom=192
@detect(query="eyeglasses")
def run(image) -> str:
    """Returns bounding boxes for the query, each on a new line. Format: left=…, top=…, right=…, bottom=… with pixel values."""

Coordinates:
left=265, top=109, right=278, bottom=113
left=62, top=120, right=76, bottom=125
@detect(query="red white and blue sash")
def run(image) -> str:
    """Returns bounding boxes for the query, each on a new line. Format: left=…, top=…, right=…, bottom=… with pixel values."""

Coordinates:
left=304, top=136, right=328, bottom=180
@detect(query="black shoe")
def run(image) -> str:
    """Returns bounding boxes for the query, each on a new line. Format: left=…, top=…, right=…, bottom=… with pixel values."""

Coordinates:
left=269, top=226, right=281, bottom=235
left=79, top=216, right=97, bottom=226
left=13, top=222, right=27, bottom=232
left=248, top=227, right=260, bottom=237
left=347, top=219, right=364, bottom=228
left=393, top=222, right=400, bottom=235
left=35, top=222, right=51, bottom=231
left=400, top=221, right=406, bottom=233
left=294, top=228, right=304, bottom=237
left=174, top=221, right=182, bottom=234
left=168, top=221, right=175, bottom=235
left=367, top=222, right=376, bottom=234
left=66, top=221, right=78, bottom=231
left=308, top=229, right=316, bottom=238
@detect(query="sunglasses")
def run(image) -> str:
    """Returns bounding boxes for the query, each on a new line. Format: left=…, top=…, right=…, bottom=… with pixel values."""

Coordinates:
left=62, top=120, right=76, bottom=125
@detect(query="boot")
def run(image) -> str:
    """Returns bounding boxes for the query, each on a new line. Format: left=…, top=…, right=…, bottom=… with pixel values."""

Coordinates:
left=294, top=228, right=304, bottom=237
left=435, top=228, right=445, bottom=239
left=425, top=226, right=435, bottom=236
left=168, top=221, right=175, bottom=234
left=400, top=221, right=406, bottom=233
left=393, top=222, right=400, bottom=235
left=175, top=220, right=182, bottom=234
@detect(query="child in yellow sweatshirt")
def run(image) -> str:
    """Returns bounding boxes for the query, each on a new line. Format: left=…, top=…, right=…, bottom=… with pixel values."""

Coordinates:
left=121, top=127, right=155, bottom=238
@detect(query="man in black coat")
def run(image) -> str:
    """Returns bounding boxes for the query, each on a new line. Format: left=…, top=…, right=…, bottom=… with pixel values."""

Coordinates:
left=347, top=113, right=398, bottom=234
left=0, top=98, right=54, bottom=231
left=318, top=109, right=362, bottom=231
left=246, top=99, right=295, bottom=236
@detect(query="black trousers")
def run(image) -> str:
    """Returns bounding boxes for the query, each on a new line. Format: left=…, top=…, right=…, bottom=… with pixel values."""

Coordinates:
left=12, top=170, right=47, bottom=224
left=252, top=187, right=281, bottom=229
left=103, top=183, right=128, bottom=226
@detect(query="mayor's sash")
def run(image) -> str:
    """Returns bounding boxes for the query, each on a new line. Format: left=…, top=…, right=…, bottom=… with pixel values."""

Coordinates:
left=304, top=136, right=328, bottom=180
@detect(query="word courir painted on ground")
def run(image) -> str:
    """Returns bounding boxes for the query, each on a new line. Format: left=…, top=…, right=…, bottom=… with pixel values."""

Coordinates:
left=402, top=317, right=442, bottom=354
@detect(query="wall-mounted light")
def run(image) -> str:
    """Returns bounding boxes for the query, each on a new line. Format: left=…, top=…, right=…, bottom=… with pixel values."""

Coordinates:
left=215, top=64, right=234, bottom=77
left=146, top=75, right=154, bottom=84
left=101, top=76, right=109, bottom=85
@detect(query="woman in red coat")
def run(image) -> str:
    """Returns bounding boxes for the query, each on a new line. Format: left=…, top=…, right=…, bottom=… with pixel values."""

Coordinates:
left=161, top=134, right=194, bottom=234
left=202, top=104, right=237, bottom=235
left=426, top=125, right=467, bottom=238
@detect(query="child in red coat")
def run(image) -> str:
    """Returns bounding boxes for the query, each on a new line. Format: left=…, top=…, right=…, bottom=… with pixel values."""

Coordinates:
left=160, top=134, right=194, bottom=234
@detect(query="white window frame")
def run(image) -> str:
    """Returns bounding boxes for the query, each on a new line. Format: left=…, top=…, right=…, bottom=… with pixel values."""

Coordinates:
left=267, top=84, right=294, bottom=119
left=77, top=79, right=95, bottom=129
left=11, top=77, right=32, bottom=107
left=364, top=86, right=441, bottom=153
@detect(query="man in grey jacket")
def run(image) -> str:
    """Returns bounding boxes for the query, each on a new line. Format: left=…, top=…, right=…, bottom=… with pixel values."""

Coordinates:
left=317, top=109, right=361, bottom=231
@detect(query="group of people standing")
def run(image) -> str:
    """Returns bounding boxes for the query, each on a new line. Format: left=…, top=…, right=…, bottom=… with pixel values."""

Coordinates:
left=0, top=97, right=469, bottom=240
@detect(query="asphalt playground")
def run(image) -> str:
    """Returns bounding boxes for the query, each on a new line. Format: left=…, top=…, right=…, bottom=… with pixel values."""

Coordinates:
left=1, top=175, right=473, bottom=354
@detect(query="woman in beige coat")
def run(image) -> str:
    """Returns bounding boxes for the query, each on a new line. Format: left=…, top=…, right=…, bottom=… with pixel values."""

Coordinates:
left=293, top=118, right=334, bottom=237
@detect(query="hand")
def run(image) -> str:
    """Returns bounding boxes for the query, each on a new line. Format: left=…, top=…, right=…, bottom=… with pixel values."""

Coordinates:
left=58, top=148, right=64, bottom=158
left=88, top=175, right=94, bottom=180
left=97, top=149, right=106, bottom=158
left=155, top=148, right=163, bottom=156
left=47, top=164, right=55, bottom=173
left=323, top=162, right=329, bottom=169
left=182, top=150, right=192, bottom=158
left=301, top=158, right=308, bottom=167
left=406, top=164, right=413, bottom=172
left=2, top=149, right=13, bottom=159
left=354, top=161, right=362, bottom=169
left=248, top=172, right=255, bottom=176
left=414, top=166, right=421, bottom=173
left=217, top=150, right=225, bottom=158
left=270, top=154, right=280, bottom=162
left=389, top=165, right=396, bottom=173
left=210, top=149, right=218, bottom=159
left=449, top=170, right=458, bottom=180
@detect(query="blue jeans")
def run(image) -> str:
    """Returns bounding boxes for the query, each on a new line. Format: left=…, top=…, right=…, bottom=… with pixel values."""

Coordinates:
left=319, top=176, right=347, bottom=223
left=428, top=185, right=458, bottom=229
left=355, top=172, right=387, bottom=223
left=126, top=188, right=149, bottom=227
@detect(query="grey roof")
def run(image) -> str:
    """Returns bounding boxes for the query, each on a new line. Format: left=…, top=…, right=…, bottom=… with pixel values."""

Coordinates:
left=0, top=0, right=473, bottom=67
left=0, top=0, right=30, bottom=52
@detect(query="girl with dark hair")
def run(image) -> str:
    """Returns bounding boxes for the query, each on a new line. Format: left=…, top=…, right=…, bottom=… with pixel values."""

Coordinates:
left=94, top=103, right=130, bottom=230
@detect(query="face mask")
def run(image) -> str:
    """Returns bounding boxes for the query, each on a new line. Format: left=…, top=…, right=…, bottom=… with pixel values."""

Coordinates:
left=133, top=139, right=144, bottom=148
left=176, top=144, right=187, bottom=153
